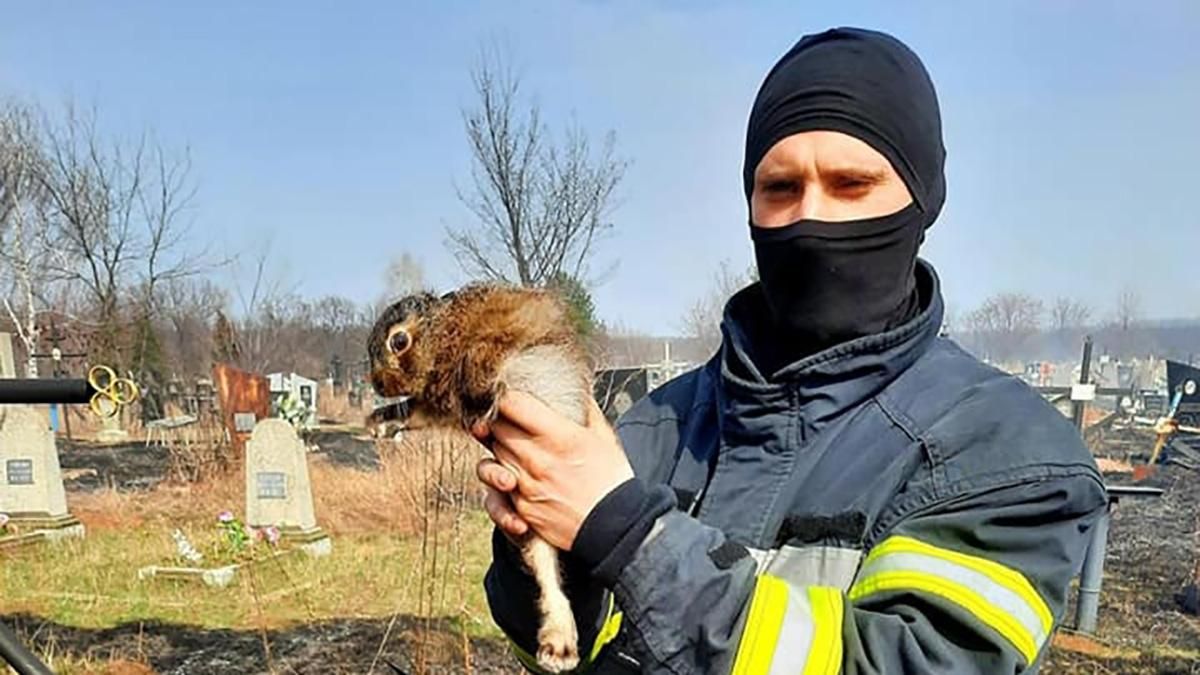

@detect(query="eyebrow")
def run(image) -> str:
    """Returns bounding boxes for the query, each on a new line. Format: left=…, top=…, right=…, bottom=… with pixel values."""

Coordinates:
left=824, top=167, right=890, bottom=183
left=756, top=165, right=890, bottom=184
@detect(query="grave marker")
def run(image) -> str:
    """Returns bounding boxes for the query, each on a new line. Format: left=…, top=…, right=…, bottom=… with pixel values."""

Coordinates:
left=96, top=412, right=130, bottom=443
left=0, top=332, right=15, bottom=378
left=244, top=418, right=330, bottom=556
left=0, top=405, right=84, bottom=541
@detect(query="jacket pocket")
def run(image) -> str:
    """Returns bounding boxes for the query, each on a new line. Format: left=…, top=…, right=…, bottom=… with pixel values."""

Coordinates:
left=757, top=543, right=864, bottom=592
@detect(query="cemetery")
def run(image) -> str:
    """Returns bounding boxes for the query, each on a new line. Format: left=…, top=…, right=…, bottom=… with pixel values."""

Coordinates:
left=2, top=11, right=1199, bottom=670
left=0, top=331, right=512, bottom=673
left=2, top=324, right=1200, bottom=673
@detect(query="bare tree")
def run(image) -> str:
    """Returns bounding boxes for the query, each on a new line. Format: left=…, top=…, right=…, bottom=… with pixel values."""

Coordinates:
left=0, top=100, right=56, bottom=377
left=161, top=276, right=227, bottom=377
left=230, top=241, right=296, bottom=373
left=1101, top=286, right=1148, bottom=359
left=382, top=251, right=426, bottom=301
left=34, top=104, right=204, bottom=369
left=966, top=292, right=1044, bottom=363
left=448, top=46, right=628, bottom=287
left=1050, top=297, right=1092, bottom=333
left=1048, top=296, right=1092, bottom=358
left=1116, top=286, right=1142, bottom=333
left=680, top=260, right=756, bottom=356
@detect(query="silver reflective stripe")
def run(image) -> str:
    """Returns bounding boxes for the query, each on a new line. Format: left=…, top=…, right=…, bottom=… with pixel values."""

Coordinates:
left=855, top=551, right=1049, bottom=651
left=748, top=546, right=773, bottom=571
left=748, top=546, right=863, bottom=592
left=766, top=583, right=817, bottom=675
left=769, top=546, right=862, bottom=591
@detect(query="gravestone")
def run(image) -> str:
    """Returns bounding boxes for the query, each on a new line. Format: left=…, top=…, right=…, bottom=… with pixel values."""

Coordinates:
left=244, top=418, right=330, bottom=556
left=97, top=412, right=130, bottom=443
left=0, top=332, right=15, bottom=378
left=0, top=405, right=84, bottom=541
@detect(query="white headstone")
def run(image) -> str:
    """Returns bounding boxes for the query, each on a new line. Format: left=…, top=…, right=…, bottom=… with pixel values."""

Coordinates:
left=0, top=405, right=84, bottom=541
left=0, top=333, right=15, bottom=378
left=96, top=412, right=130, bottom=443
left=244, top=418, right=329, bottom=556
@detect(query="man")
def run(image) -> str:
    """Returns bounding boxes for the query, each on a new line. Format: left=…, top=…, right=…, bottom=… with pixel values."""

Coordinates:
left=476, top=27, right=1106, bottom=674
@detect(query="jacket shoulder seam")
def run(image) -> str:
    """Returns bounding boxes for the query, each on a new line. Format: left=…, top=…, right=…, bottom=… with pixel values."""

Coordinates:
left=870, top=463, right=1106, bottom=545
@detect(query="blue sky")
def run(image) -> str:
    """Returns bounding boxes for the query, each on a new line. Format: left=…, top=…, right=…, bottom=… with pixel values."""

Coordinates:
left=3, top=1, right=1198, bottom=333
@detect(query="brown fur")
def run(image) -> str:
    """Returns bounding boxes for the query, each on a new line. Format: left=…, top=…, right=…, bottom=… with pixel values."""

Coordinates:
left=367, top=284, right=591, bottom=672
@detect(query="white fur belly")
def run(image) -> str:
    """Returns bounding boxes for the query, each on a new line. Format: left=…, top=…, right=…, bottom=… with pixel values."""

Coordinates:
left=497, top=346, right=589, bottom=426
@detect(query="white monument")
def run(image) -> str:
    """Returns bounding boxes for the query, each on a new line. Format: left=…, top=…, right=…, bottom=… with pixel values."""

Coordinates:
left=96, top=412, right=130, bottom=444
left=244, top=418, right=330, bottom=556
left=0, top=405, right=85, bottom=541
left=0, top=332, right=15, bottom=378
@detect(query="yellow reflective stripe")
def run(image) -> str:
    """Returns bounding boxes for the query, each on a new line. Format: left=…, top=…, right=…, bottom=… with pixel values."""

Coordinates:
left=731, top=575, right=846, bottom=675
left=864, top=535, right=1053, bottom=632
left=852, top=535, right=1055, bottom=665
left=588, top=594, right=623, bottom=663
left=803, top=586, right=844, bottom=675
left=732, top=574, right=790, bottom=675
left=505, top=594, right=624, bottom=674
left=851, top=569, right=1040, bottom=663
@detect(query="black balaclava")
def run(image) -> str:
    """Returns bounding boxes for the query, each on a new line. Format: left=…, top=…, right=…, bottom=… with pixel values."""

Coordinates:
left=744, top=27, right=946, bottom=358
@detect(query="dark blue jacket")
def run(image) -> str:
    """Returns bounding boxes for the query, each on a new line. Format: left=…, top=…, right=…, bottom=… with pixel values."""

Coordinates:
left=486, top=260, right=1107, bottom=674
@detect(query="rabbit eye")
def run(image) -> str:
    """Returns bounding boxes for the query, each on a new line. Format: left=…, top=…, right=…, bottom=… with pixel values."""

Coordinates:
left=388, top=329, right=411, bottom=355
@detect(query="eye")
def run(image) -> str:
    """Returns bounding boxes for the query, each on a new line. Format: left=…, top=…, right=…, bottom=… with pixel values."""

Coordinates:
left=388, top=329, right=411, bottom=355
left=763, top=179, right=799, bottom=194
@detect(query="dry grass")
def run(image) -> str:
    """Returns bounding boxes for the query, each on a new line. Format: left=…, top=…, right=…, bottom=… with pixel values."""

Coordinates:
left=316, top=384, right=365, bottom=426
left=67, top=427, right=486, bottom=539
left=312, top=429, right=485, bottom=538
left=32, top=647, right=154, bottom=675
left=3, top=425, right=500, bottom=674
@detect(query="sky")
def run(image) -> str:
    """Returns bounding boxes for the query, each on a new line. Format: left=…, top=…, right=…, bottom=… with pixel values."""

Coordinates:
left=2, top=1, right=1198, bottom=334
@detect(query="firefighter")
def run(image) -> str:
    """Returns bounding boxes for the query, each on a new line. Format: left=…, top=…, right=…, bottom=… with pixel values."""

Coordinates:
left=477, top=27, right=1105, bottom=674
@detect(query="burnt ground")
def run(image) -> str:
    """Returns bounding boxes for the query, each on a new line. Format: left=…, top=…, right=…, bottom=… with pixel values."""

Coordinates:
left=1042, top=431, right=1200, bottom=674
left=307, top=429, right=380, bottom=471
left=56, top=429, right=381, bottom=493
left=58, top=440, right=173, bottom=492
left=29, top=426, right=1200, bottom=672
left=2, top=613, right=520, bottom=675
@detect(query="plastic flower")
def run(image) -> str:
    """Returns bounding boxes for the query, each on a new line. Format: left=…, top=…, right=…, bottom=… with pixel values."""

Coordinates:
left=218, top=510, right=235, bottom=523
left=171, top=528, right=204, bottom=564
left=0, top=513, right=9, bottom=530
left=264, top=526, right=281, bottom=546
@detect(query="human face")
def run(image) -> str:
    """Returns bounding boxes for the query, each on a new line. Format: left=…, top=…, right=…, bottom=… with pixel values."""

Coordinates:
left=750, top=130, right=913, bottom=227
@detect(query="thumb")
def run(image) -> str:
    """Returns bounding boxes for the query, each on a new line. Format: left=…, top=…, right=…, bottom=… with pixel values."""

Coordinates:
left=586, top=397, right=620, bottom=445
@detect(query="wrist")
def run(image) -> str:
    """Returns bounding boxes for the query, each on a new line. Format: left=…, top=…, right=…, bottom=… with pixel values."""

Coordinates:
left=570, top=477, right=675, bottom=585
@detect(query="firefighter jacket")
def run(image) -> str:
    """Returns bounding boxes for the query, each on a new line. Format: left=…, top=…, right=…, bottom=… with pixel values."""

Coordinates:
left=485, top=260, right=1107, bottom=674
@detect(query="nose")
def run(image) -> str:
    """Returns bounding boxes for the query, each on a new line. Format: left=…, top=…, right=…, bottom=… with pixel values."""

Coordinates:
left=369, top=369, right=390, bottom=396
left=795, top=188, right=830, bottom=222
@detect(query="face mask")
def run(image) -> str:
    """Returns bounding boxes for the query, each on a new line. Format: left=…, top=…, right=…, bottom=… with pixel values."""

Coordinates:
left=750, top=203, right=923, bottom=354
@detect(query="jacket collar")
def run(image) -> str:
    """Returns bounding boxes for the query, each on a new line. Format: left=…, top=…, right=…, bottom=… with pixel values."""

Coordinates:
left=713, top=259, right=944, bottom=431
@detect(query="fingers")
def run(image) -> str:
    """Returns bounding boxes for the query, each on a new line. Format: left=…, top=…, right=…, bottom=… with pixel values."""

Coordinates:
left=496, top=390, right=563, bottom=437
left=585, top=397, right=619, bottom=442
left=490, top=416, right=541, bottom=455
left=585, top=396, right=605, bottom=425
left=491, top=443, right=529, bottom=481
left=476, top=457, right=517, bottom=492
left=470, top=419, right=490, bottom=441
left=483, top=486, right=529, bottom=537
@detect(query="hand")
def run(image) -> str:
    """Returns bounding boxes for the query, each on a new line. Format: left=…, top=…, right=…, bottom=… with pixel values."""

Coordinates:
left=477, top=457, right=529, bottom=540
left=474, top=391, right=633, bottom=551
